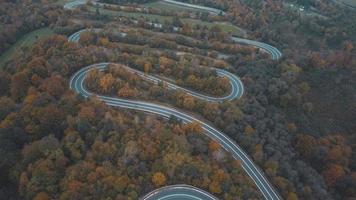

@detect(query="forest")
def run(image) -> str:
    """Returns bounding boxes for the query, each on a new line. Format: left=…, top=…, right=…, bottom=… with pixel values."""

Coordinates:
left=0, top=0, right=355, bottom=199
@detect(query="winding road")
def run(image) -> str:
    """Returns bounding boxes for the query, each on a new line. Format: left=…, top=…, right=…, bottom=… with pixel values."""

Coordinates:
left=141, top=185, right=219, bottom=200
left=65, top=0, right=283, bottom=199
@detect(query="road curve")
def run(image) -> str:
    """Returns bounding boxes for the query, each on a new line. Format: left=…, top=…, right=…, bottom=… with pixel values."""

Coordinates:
left=63, top=0, right=282, bottom=60
left=141, top=185, right=218, bottom=200
left=63, top=0, right=224, bottom=15
left=68, top=34, right=281, bottom=200
left=68, top=29, right=243, bottom=102
left=158, top=0, right=282, bottom=60
left=70, top=62, right=281, bottom=200
left=65, top=1, right=282, bottom=200
left=231, top=37, right=282, bottom=60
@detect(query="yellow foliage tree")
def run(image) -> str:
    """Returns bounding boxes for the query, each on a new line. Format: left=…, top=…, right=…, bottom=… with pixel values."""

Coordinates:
left=118, top=83, right=138, bottom=98
left=183, top=121, right=203, bottom=134
left=98, top=37, right=110, bottom=46
left=159, top=56, right=174, bottom=69
left=144, top=62, right=152, bottom=74
left=99, top=73, right=116, bottom=93
left=177, top=93, right=196, bottom=110
left=286, top=192, right=298, bottom=200
left=209, top=181, right=222, bottom=194
left=152, top=172, right=166, bottom=187
left=212, top=169, right=228, bottom=182
left=244, top=125, right=255, bottom=135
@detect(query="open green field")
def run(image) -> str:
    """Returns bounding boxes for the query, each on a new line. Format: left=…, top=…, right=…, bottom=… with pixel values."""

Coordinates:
left=55, top=0, right=76, bottom=6
left=91, top=5, right=172, bottom=21
left=89, top=5, right=244, bottom=36
left=0, top=27, right=55, bottom=67
left=143, top=1, right=206, bottom=13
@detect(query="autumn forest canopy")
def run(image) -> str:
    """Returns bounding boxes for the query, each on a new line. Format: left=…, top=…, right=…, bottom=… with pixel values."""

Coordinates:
left=0, top=0, right=355, bottom=200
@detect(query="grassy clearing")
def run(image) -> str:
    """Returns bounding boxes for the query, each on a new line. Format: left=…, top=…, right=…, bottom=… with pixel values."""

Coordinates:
left=0, top=27, right=55, bottom=67
left=144, top=1, right=243, bottom=33
left=55, top=0, right=76, bottom=6
left=92, top=6, right=172, bottom=21
left=89, top=6, right=244, bottom=35
left=143, top=1, right=206, bottom=13
left=183, top=19, right=243, bottom=35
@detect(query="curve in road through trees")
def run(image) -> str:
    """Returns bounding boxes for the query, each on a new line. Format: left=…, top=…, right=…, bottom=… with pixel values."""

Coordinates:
left=141, top=185, right=219, bottom=200
left=64, top=0, right=282, bottom=60
left=65, top=1, right=283, bottom=200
